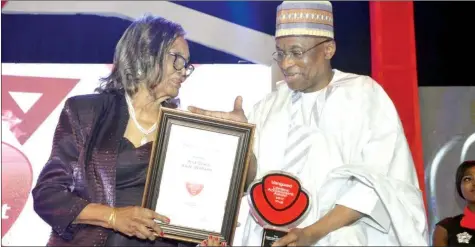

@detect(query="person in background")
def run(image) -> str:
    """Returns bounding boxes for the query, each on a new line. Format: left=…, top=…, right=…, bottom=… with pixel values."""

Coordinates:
left=433, top=160, right=475, bottom=246
left=189, top=1, right=428, bottom=246
left=32, top=15, right=226, bottom=247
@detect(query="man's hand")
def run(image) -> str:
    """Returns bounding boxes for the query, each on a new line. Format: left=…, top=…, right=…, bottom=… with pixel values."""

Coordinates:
left=188, top=96, right=248, bottom=123
left=272, top=205, right=363, bottom=246
left=272, top=227, right=321, bottom=247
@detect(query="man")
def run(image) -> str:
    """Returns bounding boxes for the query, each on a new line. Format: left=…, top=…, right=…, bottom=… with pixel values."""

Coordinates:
left=189, top=1, right=428, bottom=246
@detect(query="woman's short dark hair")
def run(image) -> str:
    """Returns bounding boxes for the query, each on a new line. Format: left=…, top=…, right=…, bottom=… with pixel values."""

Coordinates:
left=456, top=160, right=475, bottom=199
left=96, top=15, right=185, bottom=98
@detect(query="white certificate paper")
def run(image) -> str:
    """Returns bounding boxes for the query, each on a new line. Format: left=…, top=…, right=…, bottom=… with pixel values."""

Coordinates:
left=155, top=124, right=240, bottom=233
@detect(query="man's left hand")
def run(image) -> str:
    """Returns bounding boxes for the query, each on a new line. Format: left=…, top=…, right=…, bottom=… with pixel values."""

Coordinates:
left=272, top=228, right=321, bottom=247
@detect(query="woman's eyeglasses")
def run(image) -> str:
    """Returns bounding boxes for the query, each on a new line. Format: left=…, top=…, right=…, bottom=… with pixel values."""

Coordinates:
left=168, top=52, right=194, bottom=77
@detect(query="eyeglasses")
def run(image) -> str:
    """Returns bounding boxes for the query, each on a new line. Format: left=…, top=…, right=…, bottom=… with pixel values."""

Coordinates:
left=168, top=52, right=194, bottom=77
left=272, top=39, right=332, bottom=63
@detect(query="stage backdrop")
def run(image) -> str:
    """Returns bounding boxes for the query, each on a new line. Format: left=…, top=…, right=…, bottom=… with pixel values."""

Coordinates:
left=1, top=63, right=272, bottom=246
left=2, top=0, right=432, bottom=243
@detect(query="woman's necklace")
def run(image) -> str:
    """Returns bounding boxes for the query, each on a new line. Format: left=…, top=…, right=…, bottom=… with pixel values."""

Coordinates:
left=125, top=93, right=157, bottom=145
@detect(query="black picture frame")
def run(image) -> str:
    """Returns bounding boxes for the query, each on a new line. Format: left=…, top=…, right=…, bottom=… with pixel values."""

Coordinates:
left=142, top=107, right=255, bottom=244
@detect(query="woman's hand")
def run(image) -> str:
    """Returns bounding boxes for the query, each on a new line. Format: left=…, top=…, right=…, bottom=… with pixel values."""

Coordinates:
left=111, top=206, right=170, bottom=241
left=199, top=235, right=228, bottom=246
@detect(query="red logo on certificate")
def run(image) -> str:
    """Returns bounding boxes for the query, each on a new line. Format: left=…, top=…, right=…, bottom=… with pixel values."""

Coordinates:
left=186, top=182, right=204, bottom=196
left=248, top=172, right=310, bottom=227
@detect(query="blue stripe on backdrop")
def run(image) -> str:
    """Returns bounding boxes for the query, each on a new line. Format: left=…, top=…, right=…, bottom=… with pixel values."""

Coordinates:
left=1, top=14, right=245, bottom=64
left=172, top=1, right=281, bottom=36
left=331, top=1, right=371, bottom=76
left=1, top=1, right=371, bottom=75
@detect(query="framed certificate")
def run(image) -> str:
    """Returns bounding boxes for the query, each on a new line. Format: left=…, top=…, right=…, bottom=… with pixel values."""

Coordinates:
left=142, top=107, right=255, bottom=244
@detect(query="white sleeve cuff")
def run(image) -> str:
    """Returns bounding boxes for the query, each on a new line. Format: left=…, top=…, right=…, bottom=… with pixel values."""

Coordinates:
left=335, top=179, right=390, bottom=232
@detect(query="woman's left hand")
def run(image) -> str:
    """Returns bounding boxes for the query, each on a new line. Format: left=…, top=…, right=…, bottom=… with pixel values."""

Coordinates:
left=199, top=235, right=228, bottom=246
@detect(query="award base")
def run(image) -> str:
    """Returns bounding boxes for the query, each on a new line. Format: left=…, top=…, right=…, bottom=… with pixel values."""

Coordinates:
left=261, top=228, right=287, bottom=247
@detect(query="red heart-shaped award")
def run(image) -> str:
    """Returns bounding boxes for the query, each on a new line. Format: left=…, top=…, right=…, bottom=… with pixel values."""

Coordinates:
left=186, top=182, right=204, bottom=196
left=249, top=173, right=309, bottom=227
left=1, top=142, right=33, bottom=237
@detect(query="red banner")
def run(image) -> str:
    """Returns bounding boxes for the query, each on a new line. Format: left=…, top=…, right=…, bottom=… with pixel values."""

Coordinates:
left=370, top=1, right=426, bottom=209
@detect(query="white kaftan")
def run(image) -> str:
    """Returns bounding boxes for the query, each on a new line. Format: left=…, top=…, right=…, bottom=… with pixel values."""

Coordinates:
left=232, top=69, right=428, bottom=246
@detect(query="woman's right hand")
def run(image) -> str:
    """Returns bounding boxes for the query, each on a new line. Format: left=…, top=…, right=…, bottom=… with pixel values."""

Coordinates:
left=111, top=206, right=170, bottom=241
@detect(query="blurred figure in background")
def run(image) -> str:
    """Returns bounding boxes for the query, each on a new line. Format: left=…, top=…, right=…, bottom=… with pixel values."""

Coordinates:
left=433, top=160, right=475, bottom=246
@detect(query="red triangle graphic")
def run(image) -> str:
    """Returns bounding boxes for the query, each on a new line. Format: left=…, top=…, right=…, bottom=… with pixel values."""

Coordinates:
left=1, top=75, right=79, bottom=145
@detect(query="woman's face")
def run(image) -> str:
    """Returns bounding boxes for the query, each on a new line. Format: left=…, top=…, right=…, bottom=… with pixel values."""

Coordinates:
left=154, top=36, right=191, bottom=100
left=461, top=166, right=475, bottom=203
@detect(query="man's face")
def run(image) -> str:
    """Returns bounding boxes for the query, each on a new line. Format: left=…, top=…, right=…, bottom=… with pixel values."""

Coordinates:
left=274, top=36, right=335, bottom=92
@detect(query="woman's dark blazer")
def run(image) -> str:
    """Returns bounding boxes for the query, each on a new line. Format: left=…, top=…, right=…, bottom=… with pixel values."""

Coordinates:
left=32, top=90, right=139, bottom=246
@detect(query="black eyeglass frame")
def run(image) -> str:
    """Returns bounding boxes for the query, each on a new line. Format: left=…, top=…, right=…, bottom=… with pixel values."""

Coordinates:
left=272, top=39, right=333, bottom=62
left=168, top=52, right=195, bottom=77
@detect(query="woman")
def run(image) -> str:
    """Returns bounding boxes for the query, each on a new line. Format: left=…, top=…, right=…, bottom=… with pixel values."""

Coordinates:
left=32, top=15, right=225, bottom=246
left=433, top=160, right=475, bottom=246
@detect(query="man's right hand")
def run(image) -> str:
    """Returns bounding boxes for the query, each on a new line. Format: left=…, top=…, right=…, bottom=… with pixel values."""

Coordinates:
left=188, top=96, right=248, bottom=123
